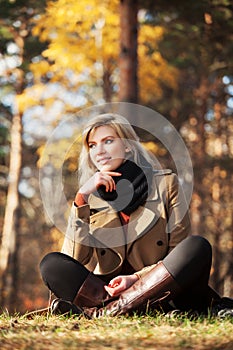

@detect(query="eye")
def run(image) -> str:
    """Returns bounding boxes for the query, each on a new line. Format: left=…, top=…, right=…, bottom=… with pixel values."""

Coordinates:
left=105, top=138, right=113, bottom=144
left=88, top=143, right=96, bottom=149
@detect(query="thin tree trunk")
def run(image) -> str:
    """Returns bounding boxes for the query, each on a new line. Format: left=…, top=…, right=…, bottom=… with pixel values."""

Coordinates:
left=0, top=112, right=22, bottom=307
left=103, top=68, right=112, bottom=102
left=119, top=0, right=138, bottom=102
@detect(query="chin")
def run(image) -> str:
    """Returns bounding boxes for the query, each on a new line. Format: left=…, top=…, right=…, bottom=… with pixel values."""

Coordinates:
left=100, top=165, right=113, bottom=171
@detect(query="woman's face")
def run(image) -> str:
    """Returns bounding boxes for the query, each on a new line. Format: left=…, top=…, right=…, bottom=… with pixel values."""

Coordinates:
left=87, top=125, right=127, bottom=171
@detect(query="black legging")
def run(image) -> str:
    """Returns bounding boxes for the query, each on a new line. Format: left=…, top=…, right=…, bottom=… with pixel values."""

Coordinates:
left=164, top=235, right=213, bottom=311
left=40, top=252, right=89, bottom=302
left=40, top=235, right=213, bottom=311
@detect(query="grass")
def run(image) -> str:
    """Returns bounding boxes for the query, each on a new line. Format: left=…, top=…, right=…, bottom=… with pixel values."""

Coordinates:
left=0, top=311, right=233, bottom=350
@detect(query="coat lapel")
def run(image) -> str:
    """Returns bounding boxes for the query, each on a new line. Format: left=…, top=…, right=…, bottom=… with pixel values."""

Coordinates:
left=88, top=194, right=126, bottom=248
left=126, top=174, right=164, bottom=248
left=88, top=175, right=163, bottom=249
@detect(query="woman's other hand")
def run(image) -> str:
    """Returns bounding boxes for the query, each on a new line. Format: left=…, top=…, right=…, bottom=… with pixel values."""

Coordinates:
left=104, top=274, right=139, bottom=297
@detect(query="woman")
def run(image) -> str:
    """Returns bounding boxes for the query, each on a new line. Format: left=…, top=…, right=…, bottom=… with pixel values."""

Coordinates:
left=40, top=113, right=229, bottom=318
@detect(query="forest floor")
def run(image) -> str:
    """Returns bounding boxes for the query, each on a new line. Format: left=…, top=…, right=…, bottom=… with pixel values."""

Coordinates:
left=0, top=311, right=233, bottom=349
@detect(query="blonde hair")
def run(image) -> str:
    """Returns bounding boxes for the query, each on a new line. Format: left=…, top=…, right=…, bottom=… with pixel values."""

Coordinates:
left=78, top=113, right=153, bottom=186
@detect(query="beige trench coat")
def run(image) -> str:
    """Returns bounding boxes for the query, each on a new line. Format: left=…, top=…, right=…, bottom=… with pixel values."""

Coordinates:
left=62, top=170, right=191, bottom=279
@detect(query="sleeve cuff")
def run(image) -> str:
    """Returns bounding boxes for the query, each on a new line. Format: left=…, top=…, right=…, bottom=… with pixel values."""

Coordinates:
left=75, top=192, right=87, bottom=206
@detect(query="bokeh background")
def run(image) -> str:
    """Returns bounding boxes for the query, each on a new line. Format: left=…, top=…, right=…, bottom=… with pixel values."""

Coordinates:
left=0, top=0, right=232, bottom=313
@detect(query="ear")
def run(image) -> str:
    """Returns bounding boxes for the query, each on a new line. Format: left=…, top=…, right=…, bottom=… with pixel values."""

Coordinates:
left=125, top=147, right=131, bottom=153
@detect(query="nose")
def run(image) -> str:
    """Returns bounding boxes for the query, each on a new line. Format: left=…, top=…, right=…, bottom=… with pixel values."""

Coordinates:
left=95, top=142, right=106, bottom=155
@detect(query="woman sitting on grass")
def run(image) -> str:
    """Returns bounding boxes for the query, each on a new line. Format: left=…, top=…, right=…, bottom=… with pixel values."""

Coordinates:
left=40, top=113, right=233, bottom=318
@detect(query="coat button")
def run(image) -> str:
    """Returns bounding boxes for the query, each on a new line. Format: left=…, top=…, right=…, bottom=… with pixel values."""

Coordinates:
left=157, top=240, right=163, bottom=246
left=100, top=250, right=106, bottom=256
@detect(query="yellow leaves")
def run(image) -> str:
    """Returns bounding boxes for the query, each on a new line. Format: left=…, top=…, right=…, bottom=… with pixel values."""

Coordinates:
left=27, top=0, right=179, bottom=111
left=139, top=24, right=164, bottom=42
left=142, top=141, right=167, bottom=156
left=138, top=24, right=178, bottom=102
left=32, top=0, right=119, bottom=66
left=16, top=86, right=42, bottom=113
left=16, top=82, right=56, bottom=113
left=33, top=4, right=114, bottom=82
left=34, top=0, right=118, bottom=39
left=29, top=61, right=51, bottom=81
left=37, top=136, right=82, bottom=169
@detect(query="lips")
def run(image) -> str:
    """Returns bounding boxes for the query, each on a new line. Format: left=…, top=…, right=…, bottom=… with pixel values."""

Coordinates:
left=97, top=157, right=111, bottom=164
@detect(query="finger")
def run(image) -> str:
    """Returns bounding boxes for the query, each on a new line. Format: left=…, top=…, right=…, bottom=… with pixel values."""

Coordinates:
left=103, top=171, right=122, bottom=177
left=99, top=172, right=121, bottom=191
left=96, top=176, right=111, bottom=192
left=109, top=177, right=116, bottom=192
left=104, top=285, right=114, bottom=296
left=104, top=285, right=121, bottom=297
left=103, top=178, right=111, bottom=192
left=108, top=281, right=120, bottom=288
left=108, top=276, right=121, bottom=287
left=101, top=175, right=116, bottom=192
left=103, top=176, right=113, bottom=192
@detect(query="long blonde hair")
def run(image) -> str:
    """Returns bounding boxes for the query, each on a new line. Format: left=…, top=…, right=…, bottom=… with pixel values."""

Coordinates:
left=78, top=113, right=154, bottom=187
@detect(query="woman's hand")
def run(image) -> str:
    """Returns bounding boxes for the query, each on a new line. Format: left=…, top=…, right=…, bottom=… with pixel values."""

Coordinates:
left=78, top=171, right=122, bottom=198
left=104, top=274, right=139, bottom=297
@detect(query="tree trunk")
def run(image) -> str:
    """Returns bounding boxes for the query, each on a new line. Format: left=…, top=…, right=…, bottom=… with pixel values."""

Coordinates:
left=0, top=111, right=22, bottom=309
left=119, top=0, right=138, bottom=102
left=103, top=68, right=112, bottom=102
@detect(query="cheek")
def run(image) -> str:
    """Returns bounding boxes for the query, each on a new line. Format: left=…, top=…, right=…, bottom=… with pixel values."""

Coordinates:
left=113, top=142, right=126, bottom=156
left=89, top=151, right=96, bottom=165
left=111, top=146, right=126, bottom=166
left=118, top=146, right=126, bottom=158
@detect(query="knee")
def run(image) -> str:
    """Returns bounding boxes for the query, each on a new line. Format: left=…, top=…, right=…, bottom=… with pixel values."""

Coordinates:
left=185, top=235, right=212, bottom=260
left=40, top=252, right=62, bottom=280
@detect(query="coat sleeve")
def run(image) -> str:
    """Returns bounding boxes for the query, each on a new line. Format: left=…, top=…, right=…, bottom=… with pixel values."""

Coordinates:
left=61, top=203, right=94, bottom=265
left=164, top=173, right=191, bottom=252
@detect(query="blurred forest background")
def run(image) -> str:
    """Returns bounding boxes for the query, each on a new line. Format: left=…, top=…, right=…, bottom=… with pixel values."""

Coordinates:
left=0, top=0, right=232, bottom=314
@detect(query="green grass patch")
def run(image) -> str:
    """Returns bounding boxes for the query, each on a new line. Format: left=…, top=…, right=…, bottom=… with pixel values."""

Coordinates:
left=0, top=312, right=232, bottom=349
